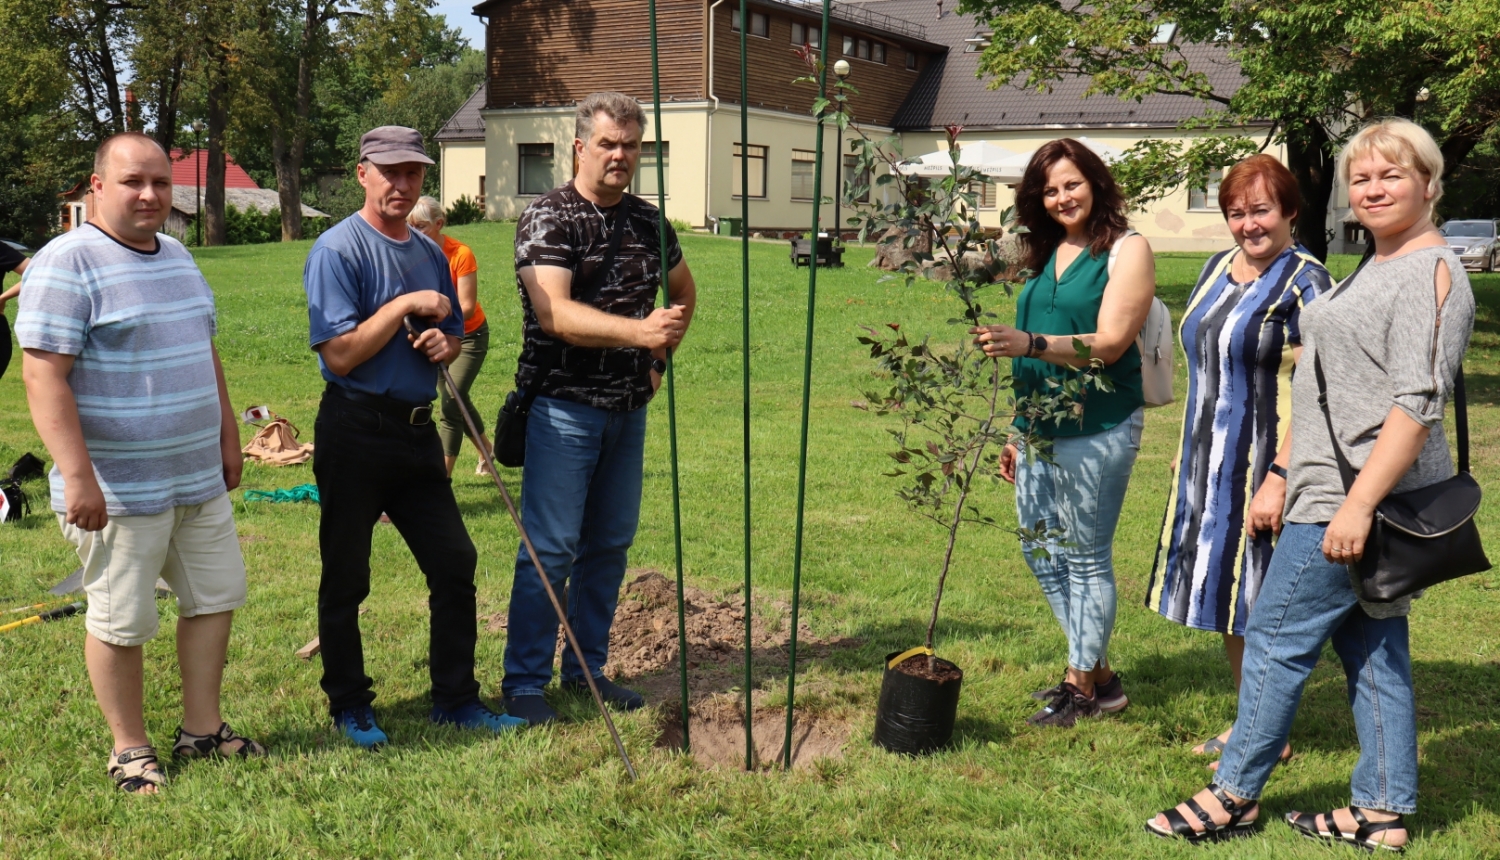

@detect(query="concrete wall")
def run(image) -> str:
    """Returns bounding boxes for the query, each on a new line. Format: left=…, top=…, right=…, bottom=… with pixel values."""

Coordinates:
left=438, top=141, right=487, bottom=211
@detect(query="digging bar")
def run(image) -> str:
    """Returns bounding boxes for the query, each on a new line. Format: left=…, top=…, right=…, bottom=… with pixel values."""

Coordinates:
left=404, top=315, right=638, bottom=780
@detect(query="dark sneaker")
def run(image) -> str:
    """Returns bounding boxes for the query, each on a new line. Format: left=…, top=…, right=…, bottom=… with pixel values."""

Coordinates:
left=334, top=705, right=388, bottom=749
left=430, top=699, right=526, bottom=734
left=1095, top=672, right=1129, bottom=713
left=1026, top=683, right=1101, bottom=727
left=1030, top=673, right=1067, bottom=702
left=562, top=676, right=645, bottom=711
left=502, top=695, right=560, bottom=726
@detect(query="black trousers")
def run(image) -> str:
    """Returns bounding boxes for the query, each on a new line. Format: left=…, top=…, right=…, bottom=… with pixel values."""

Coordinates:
left=313, top=387, right=480, bottom=715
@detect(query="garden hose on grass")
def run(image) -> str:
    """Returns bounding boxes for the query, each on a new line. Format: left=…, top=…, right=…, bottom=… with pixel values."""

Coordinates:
left=0, top=601, right=84, bottom=633
left=403, top=316, right=638, bottom=782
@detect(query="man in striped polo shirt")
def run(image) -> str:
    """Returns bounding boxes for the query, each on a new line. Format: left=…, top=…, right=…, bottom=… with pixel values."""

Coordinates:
left=18, top=132, right=265, bottom=794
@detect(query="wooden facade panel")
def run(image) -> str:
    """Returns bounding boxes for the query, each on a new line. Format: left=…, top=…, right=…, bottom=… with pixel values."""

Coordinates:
left=708, top=3, right=935, bottom=126
left=485, top=0, right=706, bottom=109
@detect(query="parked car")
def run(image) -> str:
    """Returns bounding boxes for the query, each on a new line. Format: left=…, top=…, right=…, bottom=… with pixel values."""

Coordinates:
left=1440, top=219, right=1500, bottom=272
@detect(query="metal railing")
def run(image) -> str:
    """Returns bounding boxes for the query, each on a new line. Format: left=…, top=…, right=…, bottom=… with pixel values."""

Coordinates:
left=774, top=0, right=928, bottom=41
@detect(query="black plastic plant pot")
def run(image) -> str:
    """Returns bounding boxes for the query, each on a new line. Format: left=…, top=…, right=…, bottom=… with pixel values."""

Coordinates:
left=872, top=649, right=963, bottom=755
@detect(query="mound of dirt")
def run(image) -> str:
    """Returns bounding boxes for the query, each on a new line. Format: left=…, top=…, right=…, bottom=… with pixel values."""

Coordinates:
left=656, top=698, right=851, bottom=770
left=595, top=570, right=841, bottom=682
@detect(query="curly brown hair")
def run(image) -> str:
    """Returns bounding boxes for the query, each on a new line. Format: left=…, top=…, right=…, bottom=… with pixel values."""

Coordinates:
left=1013, top=139, right=1130, bottom=275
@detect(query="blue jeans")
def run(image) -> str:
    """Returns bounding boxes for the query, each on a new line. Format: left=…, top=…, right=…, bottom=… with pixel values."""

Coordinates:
left=502, top=396, right=647, bottom=698
left=1215, top=522, right=1417, bottom=813
left=1014, top=409, right=1143, bottom=672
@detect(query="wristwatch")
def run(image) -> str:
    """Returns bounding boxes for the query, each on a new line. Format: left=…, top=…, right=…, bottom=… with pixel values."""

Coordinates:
left=1267, top=462, right=1288, bottom=480
left=1028, top=332, right=1049, bottom=358
left=651, top=357, right=667, bottom=374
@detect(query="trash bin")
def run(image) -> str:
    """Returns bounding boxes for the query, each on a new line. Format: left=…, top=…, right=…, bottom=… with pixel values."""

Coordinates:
left=717, top=217, right=744, bottom=237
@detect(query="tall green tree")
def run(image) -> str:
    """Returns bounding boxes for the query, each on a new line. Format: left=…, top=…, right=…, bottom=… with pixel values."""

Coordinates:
left=961, top=0, right=1500, bottom=259
left=234, top=0, right=461, bottom=240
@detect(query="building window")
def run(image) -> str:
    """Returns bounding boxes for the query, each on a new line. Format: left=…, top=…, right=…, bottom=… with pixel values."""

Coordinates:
left=1152, top=22, right=1179, bottom=44
left=844, top=154, right=869, bottom=204
left=968, top=180, right=996, bottom=210
left=732, top=10, right=768, bottom=37
left=793, top=22, right=817, bottom=46
left=906, top=51, right=917, bottom=70
left=857, top=39, right=870, bottom=60
left=965, top=32, right=990, bottom=52
left=732, top=143, right=767, bottom=199
left=518, top=143, right=554, bottom=195
left=68, top=201, right=87, bottom=230
left=478, top=175, right=486, bottom=209
left=632, top=142, right=670, bottom=198
left=872, top=43, right=886, bottom=64
left=1188, top=167, right=1224, bottom=211
left=842, top=35, right=853, bottom=54
left=791, top=149, right=817, bottom=201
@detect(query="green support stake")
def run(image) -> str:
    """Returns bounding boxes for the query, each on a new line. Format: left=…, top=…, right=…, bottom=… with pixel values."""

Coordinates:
left=647, top=0, right=691, bottom=754
left=738, top=0, right=755, bottom=772
left=784, top=0, right=834, bottom=771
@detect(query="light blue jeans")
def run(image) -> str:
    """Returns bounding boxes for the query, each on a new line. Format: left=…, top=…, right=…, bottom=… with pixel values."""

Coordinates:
left=502, top=396, right=647, bottom=699
left=1014, top=409, right=1143, bottom=672
left=1215, top=522, right=1417, bottom=814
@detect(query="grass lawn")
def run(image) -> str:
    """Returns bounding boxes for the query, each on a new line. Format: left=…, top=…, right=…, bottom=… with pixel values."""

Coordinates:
left=2, top=227, right=1500, bottom=858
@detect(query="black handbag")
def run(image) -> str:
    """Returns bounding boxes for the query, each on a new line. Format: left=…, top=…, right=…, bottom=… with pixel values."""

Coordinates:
left=494, top=201, right=627, bottom=468
left=1314, top=354, right=1490, bottom=602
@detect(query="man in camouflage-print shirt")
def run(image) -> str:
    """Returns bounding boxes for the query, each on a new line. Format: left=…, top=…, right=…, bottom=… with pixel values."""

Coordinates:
left=501, top=92, right=697, bottom=725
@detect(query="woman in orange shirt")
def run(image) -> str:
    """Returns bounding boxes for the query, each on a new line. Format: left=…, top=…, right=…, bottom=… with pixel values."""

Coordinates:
left=409, top=197, right=493, bottom=476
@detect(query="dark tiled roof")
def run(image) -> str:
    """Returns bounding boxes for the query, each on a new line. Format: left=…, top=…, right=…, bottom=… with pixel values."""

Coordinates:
left=853, top=0, right=1247, bottom=131
left=436, top=85, right=486, bottom=142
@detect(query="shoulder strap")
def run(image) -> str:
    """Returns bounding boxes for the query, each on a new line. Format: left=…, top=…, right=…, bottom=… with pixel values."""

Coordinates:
left=524, top=200, right=629, bottom=401
left=1315, top=352, right=1472, bottom=486
left=1455, top=366, right=1471, bottom=474
left=1107, top=229, right=1139, bottom=275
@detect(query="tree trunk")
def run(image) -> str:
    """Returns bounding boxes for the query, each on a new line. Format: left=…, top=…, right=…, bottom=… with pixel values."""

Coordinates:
left=150, top=54, right=185, bottom=155
left=1285, top=119, right=1334, bottom=261
left=204, top=47, right=229, bottom=246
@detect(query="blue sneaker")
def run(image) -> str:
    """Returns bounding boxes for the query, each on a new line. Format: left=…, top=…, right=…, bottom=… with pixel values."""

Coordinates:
left=430, top=699, right=527, bottom=733
left=334, top=705, right=388, bottom=750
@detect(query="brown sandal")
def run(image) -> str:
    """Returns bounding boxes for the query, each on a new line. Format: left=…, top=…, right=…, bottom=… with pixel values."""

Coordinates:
left=108, top=745, right=166, bottom=793
left=171, top=722, right=267, bottom=760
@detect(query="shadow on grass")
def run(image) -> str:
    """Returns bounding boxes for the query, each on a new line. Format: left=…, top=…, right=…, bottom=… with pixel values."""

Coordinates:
left=258, top=690, right=531, bottom=756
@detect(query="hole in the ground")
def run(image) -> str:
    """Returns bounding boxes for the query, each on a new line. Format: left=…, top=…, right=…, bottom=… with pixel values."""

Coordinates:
left=655, top=698, right=852, bottom=770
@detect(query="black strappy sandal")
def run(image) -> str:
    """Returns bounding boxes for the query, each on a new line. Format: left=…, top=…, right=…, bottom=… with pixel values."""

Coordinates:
left=108, top=745, right=166, bottom=793
left=1287, top=807, right=1407, bottom=853
left=172, top=722, right=268, bottom=760
left=1145, top=784, right=1260, bottom=843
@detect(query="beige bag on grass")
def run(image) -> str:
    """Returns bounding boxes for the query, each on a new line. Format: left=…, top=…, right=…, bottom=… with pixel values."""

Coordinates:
left=242, top=417, right=313, bottom=465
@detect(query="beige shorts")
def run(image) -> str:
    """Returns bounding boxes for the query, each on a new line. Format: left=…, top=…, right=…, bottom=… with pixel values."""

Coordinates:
left=59, top=492, right=247, bottom=647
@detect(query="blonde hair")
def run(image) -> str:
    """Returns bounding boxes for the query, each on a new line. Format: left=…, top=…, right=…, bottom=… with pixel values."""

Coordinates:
left=1339, top=118, right=1445, bottom=210
left=407, top=196, right=445, bottom=229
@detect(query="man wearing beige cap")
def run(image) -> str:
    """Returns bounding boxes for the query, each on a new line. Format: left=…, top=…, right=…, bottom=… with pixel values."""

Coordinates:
left=302, top=126, right=524, bottom=747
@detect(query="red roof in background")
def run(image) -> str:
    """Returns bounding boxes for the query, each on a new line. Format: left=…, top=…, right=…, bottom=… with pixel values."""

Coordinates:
left=169, top=149, right=259, bottom=189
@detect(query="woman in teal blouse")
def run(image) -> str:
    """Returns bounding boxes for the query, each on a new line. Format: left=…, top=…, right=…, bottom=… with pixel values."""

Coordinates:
left=974, top=138, right=1156, bottom=728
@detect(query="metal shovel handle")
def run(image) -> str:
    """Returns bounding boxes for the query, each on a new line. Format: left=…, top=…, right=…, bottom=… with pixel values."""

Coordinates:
left=405, top=315, right=638, bottom=780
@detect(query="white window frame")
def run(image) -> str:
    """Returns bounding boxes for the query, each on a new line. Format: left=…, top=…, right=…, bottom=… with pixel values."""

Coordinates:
left=1188, top=167, right=1225, bottom=211
left=631, top=141, right=670, bottom=199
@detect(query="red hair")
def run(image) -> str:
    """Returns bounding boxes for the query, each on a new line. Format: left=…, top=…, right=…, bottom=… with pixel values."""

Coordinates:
left=1014, top=139, right=1130, bottom=275
left=1218, top=154, right=1300, bottom=222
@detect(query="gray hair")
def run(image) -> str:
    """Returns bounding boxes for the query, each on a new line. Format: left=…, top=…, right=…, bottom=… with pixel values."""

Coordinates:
left=575, top=92, right=646, bottom=143
left=407, top=196, right=444, bottom=228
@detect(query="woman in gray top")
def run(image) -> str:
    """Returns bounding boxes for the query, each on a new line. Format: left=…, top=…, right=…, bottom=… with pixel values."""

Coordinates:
left=1147, top=118, right=1475, bottom=850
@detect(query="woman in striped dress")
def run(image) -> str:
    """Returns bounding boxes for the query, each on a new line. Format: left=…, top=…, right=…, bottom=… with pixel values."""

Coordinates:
left=1146, top=155, right=1331, bottom=756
